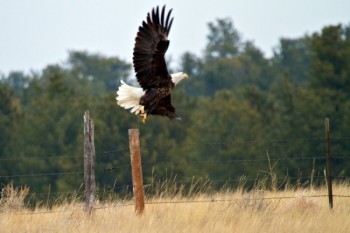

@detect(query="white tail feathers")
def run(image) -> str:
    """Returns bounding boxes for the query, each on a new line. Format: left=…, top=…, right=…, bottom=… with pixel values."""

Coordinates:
left=116, top=80, right=145, bottom=115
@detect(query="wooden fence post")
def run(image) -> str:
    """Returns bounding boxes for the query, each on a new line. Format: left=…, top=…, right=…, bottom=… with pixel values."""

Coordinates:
left=84, top=110, right=96, bottom=214
left=128, top=129, right=145, bottom=215
left=325, top=118, right=333, bottom=209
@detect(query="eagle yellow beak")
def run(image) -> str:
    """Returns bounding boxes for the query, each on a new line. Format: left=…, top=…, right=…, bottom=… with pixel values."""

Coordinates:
left=184, top=73, right=189, bottom=79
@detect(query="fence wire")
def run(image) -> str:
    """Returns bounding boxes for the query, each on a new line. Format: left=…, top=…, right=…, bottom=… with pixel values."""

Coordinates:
left=1, top=136, right=349, bottom=162
left=1, top=158, right=348, bottom=179
left=5, top=194, right=350, bottom=216
left=1, top=155, right=350, bottom=179
left=0, top=171, right=83, bottom=179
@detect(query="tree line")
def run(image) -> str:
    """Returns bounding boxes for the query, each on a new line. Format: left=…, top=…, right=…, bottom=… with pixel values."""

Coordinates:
left=1, top=19, right=350, bottom=194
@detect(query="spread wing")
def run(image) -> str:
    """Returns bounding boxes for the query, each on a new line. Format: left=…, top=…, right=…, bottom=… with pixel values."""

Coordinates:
left=133, top=6, right=174, bottom=90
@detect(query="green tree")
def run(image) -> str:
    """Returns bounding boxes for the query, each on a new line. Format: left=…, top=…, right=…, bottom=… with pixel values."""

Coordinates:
left=5, top=66, right=92, bottom=192
left=191, top=19, right=272, bottom=96
left=272, top=37, right=311, bottom=86
left=178, top=52, right=204, bottom=96
left=309, top=25, right=350, bottom=93
left=205, top=18, right=241, bottom=59
left=68, top=51, right=131, bottom=92
left=2, top=71, right=30, bottom=98
left=184, top=90, right=265, bottom=183
left=0, top=84, right=22, bottom=159
left=308, top=24, right=350, bottom=172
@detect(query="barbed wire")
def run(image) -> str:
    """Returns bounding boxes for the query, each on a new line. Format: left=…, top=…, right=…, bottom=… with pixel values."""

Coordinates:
left=0, top=149, right=130, bottom=162
left=102, top=156, right=350, bottom=173
left=1, top=152, right=349, bottom=166
left=100, top=175, right=350, bottom=190
left=0, top=171, right=83, bottom=179
left=1, top=156, right=350, bottom=179
left=4, top=157, right=348, bottom=180
left=140, top=136, right=350, bottom=151
left=1, top=135, right=349, bottom=162
left=6, top=194, right=350, bottom=216
left=26, top=191, right=84, bottom=196
left=21, top=174, right=350, bottom=197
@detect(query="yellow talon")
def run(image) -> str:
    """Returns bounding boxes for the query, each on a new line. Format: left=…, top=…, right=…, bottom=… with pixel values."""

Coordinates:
left=140, top=113, right=147, bottom=123
left=140, top=106, right=145, bottom=114
left=139, top=106, right=147, bottom=123
left=140, top=106, right=147, bottom=123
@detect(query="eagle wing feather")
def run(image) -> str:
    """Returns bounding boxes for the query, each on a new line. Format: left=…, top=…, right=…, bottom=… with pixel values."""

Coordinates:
left=133, top=6, right=173, bottom=90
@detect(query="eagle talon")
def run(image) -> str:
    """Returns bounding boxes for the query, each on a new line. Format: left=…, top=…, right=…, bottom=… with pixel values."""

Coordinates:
left=139, top=106, right=147, bottom=123
left=140, top=113, right=147, bottom=123
left=140, top=106, right=145, bottom=114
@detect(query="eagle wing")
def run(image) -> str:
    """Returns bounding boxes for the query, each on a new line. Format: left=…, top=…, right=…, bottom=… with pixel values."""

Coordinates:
left=133, top=6, right=174, bottom=90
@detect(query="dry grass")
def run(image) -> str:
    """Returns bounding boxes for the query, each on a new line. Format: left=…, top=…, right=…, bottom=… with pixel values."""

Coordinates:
left=0, top=182, right=29, bottom=211
left=1, top=182, right=350, bottom=233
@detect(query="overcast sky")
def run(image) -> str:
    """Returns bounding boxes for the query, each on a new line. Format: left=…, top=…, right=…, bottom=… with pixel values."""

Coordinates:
left=1, top=0, right=349, bottom=75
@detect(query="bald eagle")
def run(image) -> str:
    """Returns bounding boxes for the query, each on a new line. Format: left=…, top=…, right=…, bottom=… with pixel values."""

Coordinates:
left=116, top=5, right=188, bottom=123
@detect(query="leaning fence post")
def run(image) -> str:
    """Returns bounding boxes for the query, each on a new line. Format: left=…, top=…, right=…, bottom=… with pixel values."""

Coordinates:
left=84, top=110, right=96, bottom=214
left=325, top=118, right=333, bottom=209
left=128, top=129, right=145, bottom=215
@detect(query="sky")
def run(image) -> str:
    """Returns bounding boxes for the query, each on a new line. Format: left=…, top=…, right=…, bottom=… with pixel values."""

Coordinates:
left=1, top=0, right=349, bottom=75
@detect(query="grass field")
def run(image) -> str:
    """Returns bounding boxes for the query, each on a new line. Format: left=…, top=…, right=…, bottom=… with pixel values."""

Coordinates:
left=1, top=182, right=350, bottom=233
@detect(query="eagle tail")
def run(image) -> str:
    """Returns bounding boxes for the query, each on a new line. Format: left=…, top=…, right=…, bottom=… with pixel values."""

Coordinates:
left=116, top=80, right=145, bottom=115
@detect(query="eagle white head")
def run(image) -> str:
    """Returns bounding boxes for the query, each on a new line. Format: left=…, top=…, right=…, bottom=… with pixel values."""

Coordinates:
left=171, top=72, right=189, bottom=86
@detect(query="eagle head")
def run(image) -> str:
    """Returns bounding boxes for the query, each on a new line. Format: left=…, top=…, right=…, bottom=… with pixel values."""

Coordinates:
left=171, top=72, right=189, bottom=86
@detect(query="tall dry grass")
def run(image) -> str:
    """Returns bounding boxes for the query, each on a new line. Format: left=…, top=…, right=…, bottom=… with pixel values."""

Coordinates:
left=1, top=181, right=350, bottom=233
